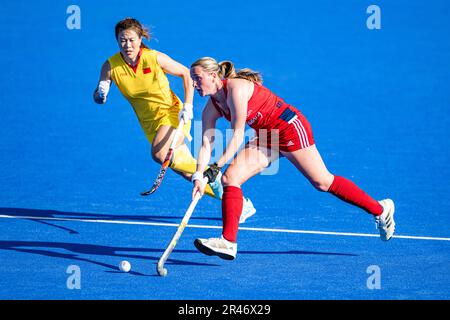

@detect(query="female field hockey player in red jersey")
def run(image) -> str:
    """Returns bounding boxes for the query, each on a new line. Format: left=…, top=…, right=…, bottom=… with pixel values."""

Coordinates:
left=189, top=57, right=395, bottom=260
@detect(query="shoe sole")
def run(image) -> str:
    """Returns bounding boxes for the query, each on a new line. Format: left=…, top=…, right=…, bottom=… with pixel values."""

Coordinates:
left=194, top=239, right=235, bottom=260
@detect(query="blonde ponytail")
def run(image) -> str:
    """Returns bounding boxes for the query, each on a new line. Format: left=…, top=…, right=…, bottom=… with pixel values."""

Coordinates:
left=218, top=61, right=236, bottom=79
left=191, top=57, right=263, bottom=84
left=235, top=68, right=263, bottom=84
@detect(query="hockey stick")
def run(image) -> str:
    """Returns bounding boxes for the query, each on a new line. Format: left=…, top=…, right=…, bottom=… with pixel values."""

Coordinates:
left=141, top=119, right=185, bottom=196
left=157, top=177, right=208, bottom=277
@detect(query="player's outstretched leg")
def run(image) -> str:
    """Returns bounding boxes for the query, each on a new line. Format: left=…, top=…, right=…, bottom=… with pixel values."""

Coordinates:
left=282, top=145, right=396, bottom=241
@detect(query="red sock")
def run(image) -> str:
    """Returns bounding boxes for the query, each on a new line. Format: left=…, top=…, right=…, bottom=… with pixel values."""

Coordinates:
left=328, top=176, right=383, bottom=215
left=222, top=186, right=243, bottom=242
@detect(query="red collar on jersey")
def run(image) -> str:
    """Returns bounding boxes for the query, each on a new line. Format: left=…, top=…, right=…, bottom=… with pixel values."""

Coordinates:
left=120, top=48, right=143, bottom=73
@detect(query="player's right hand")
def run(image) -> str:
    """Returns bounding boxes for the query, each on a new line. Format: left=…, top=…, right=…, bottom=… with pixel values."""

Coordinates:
left=94, top=79, right=111, bottom=104
left=93, top=89, right=107, bottom=104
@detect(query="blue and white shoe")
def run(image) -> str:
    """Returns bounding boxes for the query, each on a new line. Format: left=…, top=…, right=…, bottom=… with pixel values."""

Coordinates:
left=208, top=171, right=223, bottom=199
left=375, top=199, right=396, bottom=241
left=240, top=197, right=256, bottom=224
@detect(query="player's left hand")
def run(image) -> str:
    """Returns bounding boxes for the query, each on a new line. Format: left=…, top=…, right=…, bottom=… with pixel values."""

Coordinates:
left=203, top=163, right=221, bottom=184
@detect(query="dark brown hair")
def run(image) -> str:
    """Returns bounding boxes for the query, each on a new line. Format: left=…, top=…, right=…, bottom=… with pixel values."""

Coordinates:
left=115, top=18, right=150, bottom=48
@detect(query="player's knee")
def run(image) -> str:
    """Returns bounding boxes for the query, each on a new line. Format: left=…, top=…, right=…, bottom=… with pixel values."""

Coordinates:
left=151, top=150, right=165, bottom=164
left=221, top=171, right=240, bottom=187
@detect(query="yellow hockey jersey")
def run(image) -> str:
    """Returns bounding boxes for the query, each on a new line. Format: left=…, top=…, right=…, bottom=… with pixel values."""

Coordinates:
left=108, top=48, right=191, bottom=143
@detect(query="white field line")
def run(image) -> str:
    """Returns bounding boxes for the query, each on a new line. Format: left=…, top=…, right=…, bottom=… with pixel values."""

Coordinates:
left=1, top=214, right=450, bottom=241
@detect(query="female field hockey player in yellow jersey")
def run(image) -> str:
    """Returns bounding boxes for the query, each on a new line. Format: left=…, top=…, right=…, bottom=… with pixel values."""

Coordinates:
left=93, top=18, right=255, bottom=223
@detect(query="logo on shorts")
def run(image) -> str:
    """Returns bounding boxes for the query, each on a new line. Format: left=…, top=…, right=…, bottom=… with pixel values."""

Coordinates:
left=287, top=141, right=294, bottom=146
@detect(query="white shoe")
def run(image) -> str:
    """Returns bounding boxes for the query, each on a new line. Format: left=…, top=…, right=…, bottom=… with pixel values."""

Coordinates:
left=208, top=171, right=223, bottom=199
left=240, top=197, right=256, bottom=224
left=194, top=236, right=237, bottom=260
left=375, top=199, right=396, bottom=241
